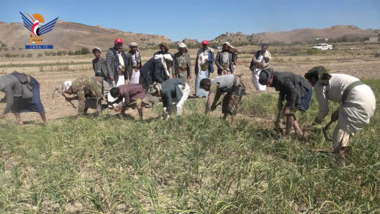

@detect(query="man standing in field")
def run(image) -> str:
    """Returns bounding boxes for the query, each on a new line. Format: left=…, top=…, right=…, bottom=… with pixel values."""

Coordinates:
left=173, top=42, right=192, bottom=83
left=106, top=38, right=129, bottom=107
left=250, top=44, right=271, bottom=91
left=304, top=66, right=376, bottom=156
left=106, top=38, right=129, bottom=87
left=92, top=47, right=108, bottom=79
left=108, top=84, right=146, bottom=120
left=259, top=68, right=313, bottom=138
left=195, top=40, right=215, bottom=97
left=200, top=74, right=246, bottom=124
left=215, top=42, right=237, bottom=75
left=127, top=42, right=142, bottom=85
left=61, top=77, right=110, bottom=117
left=148, top=78, right=190, bottom=118
left=154, top=42, right=173, bottom=71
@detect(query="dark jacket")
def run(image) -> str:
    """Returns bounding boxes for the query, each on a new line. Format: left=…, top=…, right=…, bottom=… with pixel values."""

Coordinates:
left=195, top=49, right=215, bottom=74
left=271, top=72, right=312, bottom=108
left=161, top=78, right=185, bottom=115
left=215, top=51, right=234, bottom=73
left=106, top=47, right=129, bottom=83
left=92, top=57, right=108, bottom=78
left=140, top=57, right=169, bottom=86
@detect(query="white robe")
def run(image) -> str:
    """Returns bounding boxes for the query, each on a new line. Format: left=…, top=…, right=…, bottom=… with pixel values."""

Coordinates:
left=315, top=74, right=376, bottom=134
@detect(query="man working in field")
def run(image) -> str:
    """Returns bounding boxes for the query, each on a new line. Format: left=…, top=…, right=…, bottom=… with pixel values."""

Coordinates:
left=200, top=74, right=246, bottom=124
left=0, top=72, right=47, bottom=124
left=108, top=84, right=146, bottom=120
left=148, top=78, right=190, bottom=118
left=259, top=68, right=313, bottom=138
left=304, top=66, right=376, bottom=156
left=61, top=77, right=110, bottom=117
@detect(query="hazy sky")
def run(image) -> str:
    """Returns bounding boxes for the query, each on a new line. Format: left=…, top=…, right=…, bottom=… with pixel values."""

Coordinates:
left=1, top=0, right=379, bottom=41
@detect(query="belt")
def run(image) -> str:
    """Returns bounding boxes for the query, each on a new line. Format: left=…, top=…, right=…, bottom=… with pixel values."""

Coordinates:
left=342, top=80, right=364, bottom=103
left=178, top=66, right=188, bottom=73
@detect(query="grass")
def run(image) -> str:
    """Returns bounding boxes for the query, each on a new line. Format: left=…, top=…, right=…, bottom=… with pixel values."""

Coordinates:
left=0, top=80, right=379, bottom=213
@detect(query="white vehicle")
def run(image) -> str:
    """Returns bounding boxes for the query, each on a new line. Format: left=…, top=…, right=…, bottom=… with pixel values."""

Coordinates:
left=312, top=43, right=333, bottom=50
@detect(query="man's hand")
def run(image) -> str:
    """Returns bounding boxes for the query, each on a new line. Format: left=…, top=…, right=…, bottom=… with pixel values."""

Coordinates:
left=331, top=109, right=339, bottom=122
left=172, top=75, right=177, bottom=78
left=314, top=116, right=323, bottom=124
left=114, top=106, right=121, bottom=112
left=110, top=76, right=114, bottom=81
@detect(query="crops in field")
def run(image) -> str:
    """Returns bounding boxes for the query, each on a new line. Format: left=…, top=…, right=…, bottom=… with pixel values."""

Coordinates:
left=0, top=80, right=379, bottom=213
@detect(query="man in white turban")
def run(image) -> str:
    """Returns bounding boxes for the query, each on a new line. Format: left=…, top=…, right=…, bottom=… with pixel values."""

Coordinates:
left=173, top=42, right=192, bottom=83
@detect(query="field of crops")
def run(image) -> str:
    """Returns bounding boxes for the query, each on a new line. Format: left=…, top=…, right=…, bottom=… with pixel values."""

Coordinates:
left=0, top=78, right=379, bottom=213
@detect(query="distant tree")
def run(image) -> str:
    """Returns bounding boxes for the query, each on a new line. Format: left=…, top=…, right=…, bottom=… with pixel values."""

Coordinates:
left=1, top=44, right=7, bottom=48
left=68, top=51, right=74, bottom=55
left=12, top=54, right=17, bottom=58
left=57, top=50, right=63, bottom=56
left=27, top=53, right=33, bottom=58
left=44, top=51, right=52, bottom=56
left=62, top=50, right=68, bottom=55
left=18, top=47, right=23, bottom=51
left=5, top=53, right=11, bottom=58
left=81, top=47, right=90, bottom=55
left=38, top=53, right=43, bottom=57
left=21, top=54, right=25, bottom=58
left=52, top=51, right=57, bottom=56
left=75, top=50, right=81, bottom=55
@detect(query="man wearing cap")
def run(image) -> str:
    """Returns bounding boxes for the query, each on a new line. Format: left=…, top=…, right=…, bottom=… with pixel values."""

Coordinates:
left=92, top=47, right=108, bottom=79
left=108, top=84, right=146, bottom=120
left=173, top=42, right=192, bottom=83
left=199, top=74, right=246, bottom=124
left=148, top=78, right=190, bottom=118
left=215, top=42, right=237, bottom=75
left=195, top=40, right=214, bottom=97
left=304, top=66, right=376, bottom=156
left=250, top=44, right=271, bottom=91
left=61, top=77, right=110, bottom=117
left=259, top=68, right=313, bottom=138
left=127, top=42, right=142, bottom=84
left=106, top=38, right=129, bottom=87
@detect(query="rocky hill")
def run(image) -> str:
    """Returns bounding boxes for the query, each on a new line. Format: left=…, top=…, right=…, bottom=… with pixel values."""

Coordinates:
left=211, top=25, right=380, bottom=44
left=0, top=20, right=172, bottom=50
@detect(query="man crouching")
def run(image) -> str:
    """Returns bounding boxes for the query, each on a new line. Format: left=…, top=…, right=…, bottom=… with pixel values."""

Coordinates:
left=200, top=74, right=246, bottom=124
left=148, top=78, right=190, bottom=119
left=61, top=76, right=110, bottom=117
left=108, top=84, right=146, bottom=120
